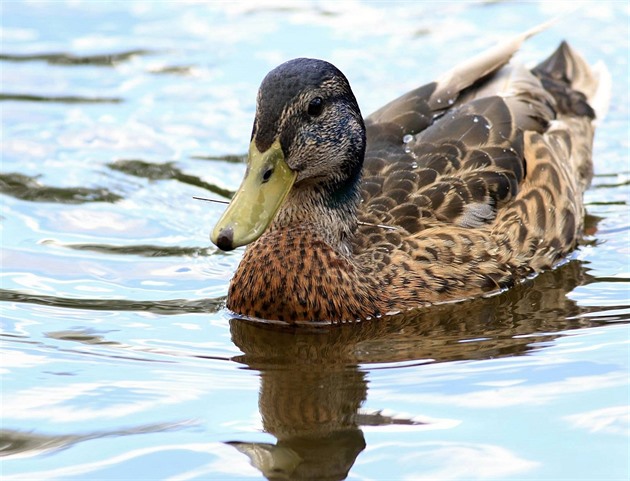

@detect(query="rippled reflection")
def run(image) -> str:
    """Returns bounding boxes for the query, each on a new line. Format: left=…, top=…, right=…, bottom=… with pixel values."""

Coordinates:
left=108, top=159, right=234, bottom=199
left=0, top=49, right=152, bottom=66
left=0, top=421, right=191, bottom=460
left=2, top=1, right=628, bottom=479
left=0, top=289, right=223, bottom=315
left=0, top=173, right=122, bottom=203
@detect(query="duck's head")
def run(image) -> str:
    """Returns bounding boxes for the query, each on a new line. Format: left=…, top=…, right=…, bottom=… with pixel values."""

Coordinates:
left=211, top=58, right=365, bottom=251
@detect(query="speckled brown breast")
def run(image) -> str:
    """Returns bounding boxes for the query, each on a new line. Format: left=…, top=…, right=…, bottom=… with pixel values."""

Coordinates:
left=227, top=226, right=392, bottom=322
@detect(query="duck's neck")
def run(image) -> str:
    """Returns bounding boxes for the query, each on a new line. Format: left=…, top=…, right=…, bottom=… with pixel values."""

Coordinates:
left=269, top=171, right=362, bottom=256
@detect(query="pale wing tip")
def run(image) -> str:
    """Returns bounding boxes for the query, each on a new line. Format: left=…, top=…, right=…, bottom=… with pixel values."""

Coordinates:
left=433, top=21, right=555, bottom=102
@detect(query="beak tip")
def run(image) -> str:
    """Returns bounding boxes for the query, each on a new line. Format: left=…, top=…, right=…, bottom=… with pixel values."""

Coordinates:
left=214, top=226, right=235, bottom=251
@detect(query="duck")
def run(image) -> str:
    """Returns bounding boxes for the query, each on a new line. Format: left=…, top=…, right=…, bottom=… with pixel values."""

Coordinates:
left=210, top=24, right=606, bottom=323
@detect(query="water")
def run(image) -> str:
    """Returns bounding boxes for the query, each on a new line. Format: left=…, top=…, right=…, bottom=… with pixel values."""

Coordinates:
left=1, top=1, right=629, bottom=480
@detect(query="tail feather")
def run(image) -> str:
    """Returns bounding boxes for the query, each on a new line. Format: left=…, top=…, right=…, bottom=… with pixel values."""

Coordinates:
left=531, top=40, right=608, bottom=192
left=491, top=40, right=602, bottom=271
left=532, top=41, right=599, bottom=119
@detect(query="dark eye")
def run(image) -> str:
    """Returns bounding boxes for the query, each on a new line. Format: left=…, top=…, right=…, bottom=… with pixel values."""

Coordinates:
left=261, top=166, right=274, bottom=183
left=307, top=97, right=324, bottom=117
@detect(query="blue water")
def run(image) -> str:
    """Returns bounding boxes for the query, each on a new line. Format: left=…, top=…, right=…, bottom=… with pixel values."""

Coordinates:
left=1, top=1, right=629, bottom=480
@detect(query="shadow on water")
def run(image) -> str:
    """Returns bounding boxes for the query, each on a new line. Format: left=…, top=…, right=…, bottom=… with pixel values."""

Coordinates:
left=0, top=421, right=192, bottom=460
left=0, top=94, right=123, bottom=104
left=0, top=159, right=234, bottom=205
left=108, top=159, right=234, bottom=199
left=0, top=173, right=122, bottom=203
left=189, top=153, right=247, bottom=163
left=226, top=260, right=629, bottom=481
left=0, top=50, right=152, bottom=66
left=41, top=239, right=214, bottom=258
left=0, top=289, right=223, bottom=315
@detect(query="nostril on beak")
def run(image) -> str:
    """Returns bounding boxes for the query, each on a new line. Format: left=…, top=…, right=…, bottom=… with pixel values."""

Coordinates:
left=215, top=227, right=234, bottom=251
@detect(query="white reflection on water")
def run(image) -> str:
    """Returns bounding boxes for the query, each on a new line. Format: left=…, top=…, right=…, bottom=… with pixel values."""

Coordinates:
left=564, top=405, right=629, bottom=436
left=57, top=209, right=151, bottom=234
left=2, top=138, right=51, bottom=159
left=2, top=442, right=260, bottom=481
left=2, top=380, right=204, bottom=422
left=57, top=123, right=168, bottom=152
left=372, top=371, right=628, bottom=409
left=0, top=348, right=49, bottom=374
left=359, top=441, right=538, bottom=481
left=3, top=361, right=258, bottom=423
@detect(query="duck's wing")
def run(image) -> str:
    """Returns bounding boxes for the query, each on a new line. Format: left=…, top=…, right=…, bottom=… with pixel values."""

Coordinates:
left=359, top=87, right=548, bottom=236
left=358, top=26, right=598, bottom=242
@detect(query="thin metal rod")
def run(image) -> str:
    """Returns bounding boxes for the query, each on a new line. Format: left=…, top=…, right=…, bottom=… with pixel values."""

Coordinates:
left=193, top=196, right=229, bottom=204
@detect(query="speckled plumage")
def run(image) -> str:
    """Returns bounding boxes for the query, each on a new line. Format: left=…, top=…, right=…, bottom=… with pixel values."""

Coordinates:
left=220, top=33, right=603, bottom=323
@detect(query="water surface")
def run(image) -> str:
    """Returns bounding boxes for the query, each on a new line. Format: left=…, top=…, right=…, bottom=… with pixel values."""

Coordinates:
left=1, top=1, right=629, bottom=480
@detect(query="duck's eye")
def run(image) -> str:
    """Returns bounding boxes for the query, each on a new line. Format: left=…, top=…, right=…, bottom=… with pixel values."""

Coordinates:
left=261, top=166, right=274, bottom=183
left=307, top=97, right=324, bottom=117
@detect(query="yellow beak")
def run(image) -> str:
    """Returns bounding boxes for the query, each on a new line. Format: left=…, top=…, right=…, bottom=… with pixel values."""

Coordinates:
left=211, top=139, right=297, bottom=251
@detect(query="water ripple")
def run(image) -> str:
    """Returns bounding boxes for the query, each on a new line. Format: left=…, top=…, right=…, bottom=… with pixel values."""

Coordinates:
left=108, top=159, right=234, bottom=199
left=0, top=49, right=152, bottom=66
left=0, top=94, right=123, bottom=104
left=0, top=289, right=223, bottom=315
left=0, top=173, right=122, bottom=203
left=40, top=239, right=214, bottom=258
left=0, top=421, right=194, bottom=460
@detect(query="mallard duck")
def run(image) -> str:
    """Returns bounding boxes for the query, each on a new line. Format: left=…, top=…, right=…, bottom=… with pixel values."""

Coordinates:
left=210, top=25, right=605, bottom=323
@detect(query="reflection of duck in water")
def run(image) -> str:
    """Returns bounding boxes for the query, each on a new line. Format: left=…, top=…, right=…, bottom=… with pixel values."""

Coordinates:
left=227, top=367, right=368, bottom=481
left=211, top=25, right=607, bottom=322
left=227, top=258, right=606, bottom=480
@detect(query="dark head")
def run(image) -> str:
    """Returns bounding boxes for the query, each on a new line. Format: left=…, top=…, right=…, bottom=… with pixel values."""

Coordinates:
left=253, top=58, right=366, bottom=186
left=212, top=58, right=366, bottom=251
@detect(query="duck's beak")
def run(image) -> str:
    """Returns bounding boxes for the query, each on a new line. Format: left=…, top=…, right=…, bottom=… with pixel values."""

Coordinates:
left=211, top=139, right=297, bottom=251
